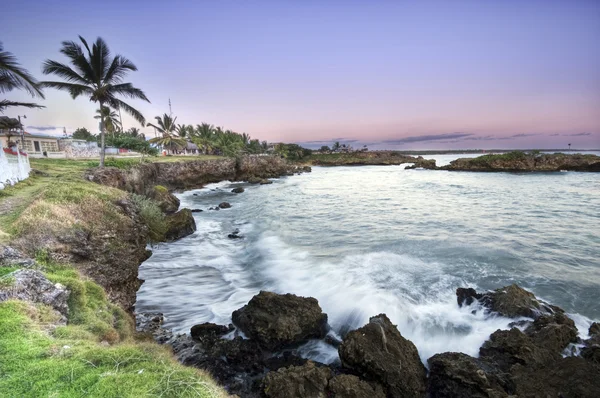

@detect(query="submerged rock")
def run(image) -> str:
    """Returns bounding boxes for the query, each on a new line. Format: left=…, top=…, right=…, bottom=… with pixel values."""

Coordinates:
left=247, top=177, right=262, bottom=184
left=190, top=322, right=232, bottom=341
left=190, top=208, right=203, bottom=213
left=218, top=202, right=231, bottom=209
left=338, top=314, right=427, bottom=398
left=149, top=185, right=180, bottom=213
left=164, top=209, right=196, bottom=241
left=0, top=269, right=70, bottom=323
left=232, top=291, right=328, bottom=351
left=231, top=187, right=245, bottom=193
left=228, top=229, right=243, bottom=239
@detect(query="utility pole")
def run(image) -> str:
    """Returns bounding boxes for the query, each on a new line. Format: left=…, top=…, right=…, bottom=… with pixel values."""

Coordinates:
left=17, top=114, right=26, bottom=148
left=169, top=98, right=172, bottom=116
left=118, top=106, right=124, bottom=134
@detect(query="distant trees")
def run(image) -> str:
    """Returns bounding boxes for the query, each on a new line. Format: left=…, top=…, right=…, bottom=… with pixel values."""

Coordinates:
left=94, top=106, right=121, bottom=137
left=147, top=114, right=187, bottom=153
left=320, top=145, right=331, bottom=152
left=41, top=35, right=149, bottom=167
left=72, top=127, right=95, bottom=141
left=274, top=143, right=312, bottom=160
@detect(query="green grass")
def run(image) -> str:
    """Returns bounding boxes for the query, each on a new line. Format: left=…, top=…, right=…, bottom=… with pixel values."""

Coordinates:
left=0, top=258, right=226, bottom=397
left=0, top=301, right=225, bottom=397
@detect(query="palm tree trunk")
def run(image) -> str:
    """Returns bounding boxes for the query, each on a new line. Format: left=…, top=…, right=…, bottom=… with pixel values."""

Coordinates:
left=99, top=100, right=106, bottom=168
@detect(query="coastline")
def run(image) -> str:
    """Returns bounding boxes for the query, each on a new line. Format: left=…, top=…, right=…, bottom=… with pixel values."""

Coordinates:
left=1, top=154, right=599, bottom=397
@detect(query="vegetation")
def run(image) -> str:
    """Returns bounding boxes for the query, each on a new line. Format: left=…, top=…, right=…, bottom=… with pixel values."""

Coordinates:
left=41, top=35, right=150, bottom=167
left=72, top=127, right=95, bottom=141
left=0, top=41, right=45, bottom=112
left=273, top=143, right=312, bottom=161
left=147, top=114, right=187, bottom=154
left=130, top=194, right=166, bottom=242
left=95, top=106, right=121, bottom=138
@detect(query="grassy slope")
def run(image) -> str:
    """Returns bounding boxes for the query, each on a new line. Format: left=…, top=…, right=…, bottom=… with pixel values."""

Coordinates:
left=0, top=157, right=226, bottom=397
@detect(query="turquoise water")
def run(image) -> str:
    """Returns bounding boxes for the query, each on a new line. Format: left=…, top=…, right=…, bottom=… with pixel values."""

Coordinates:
left=137, top=155, right=600, bottom=363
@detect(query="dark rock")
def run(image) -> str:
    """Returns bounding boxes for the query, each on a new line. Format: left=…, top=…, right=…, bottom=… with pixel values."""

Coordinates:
left=328, top=374, right=386, bottom=398
left=218, top=202, right=231, bottom=209
left=510, top=356, right=600, bottom=397
left=524, top=312, right=578, bottom=354
left=479, top=328, right=559, bottom=372
left=247, top=177, right=262, bottom=184
left=427, top=352, right=510, bottom=398
left=582, top=346, right=600, bottom=365
left=338, top=314, right=427, bottom=398
left=190, top=322, right=231, bottom=341
left=260, top=179, right=273, bottom=185
left=228, top=229, right=243, bottom=239
left=164, top=209, right=196, bottom=241
left=262, top=361, right=332, bottom=398
left=232, top=291, right=328, bottom=351
left=456, top=287, right=482, bottom=306
left=457, top=284, right=557, bottom=319
left=301, top=166, right=312, bottom=172
left=590, top=322, right=600, bottom=337
left=190, top=209, right=203, bottom=213
left=232, top=187, right=245, bottom=193
left=149, top=185, right=180, bottom=213
left=0, top=269, right=70, bottom=324
left=208, top=206, right=220, bottom=211
left=0, top=245, right=37, bottom=268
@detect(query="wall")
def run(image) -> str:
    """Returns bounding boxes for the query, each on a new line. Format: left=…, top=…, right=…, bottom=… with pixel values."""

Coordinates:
left=0, top=148, right=31, bottom=190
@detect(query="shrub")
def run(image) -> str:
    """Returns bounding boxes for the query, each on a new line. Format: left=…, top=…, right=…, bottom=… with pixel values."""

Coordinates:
left=130, top=194, right=166, bottom=242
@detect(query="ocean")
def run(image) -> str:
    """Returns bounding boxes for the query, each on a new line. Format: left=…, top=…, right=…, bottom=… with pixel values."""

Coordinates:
left=136, top=153, right=600, bottom=364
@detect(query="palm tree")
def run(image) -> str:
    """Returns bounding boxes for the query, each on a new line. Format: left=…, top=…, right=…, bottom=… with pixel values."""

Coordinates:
left=41, top=36, right=149, bottom=167
left=0, top=42, right=45, bottom=112
left=126, top=127, right=140, bottom=138
left=147, top=113, right=186, bottom=154
left=94, top=106, right=121, bottom=138
left=191, top=123, right=215, bottom=154
left=0, top=116, right=22, bottom=146
left=175, top=123, right=189, bottom=138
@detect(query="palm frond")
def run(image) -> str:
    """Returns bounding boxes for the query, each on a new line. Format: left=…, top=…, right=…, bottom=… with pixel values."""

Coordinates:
left=109, top=97, right=146, bottom=126
left=0, top=42, right=44, bottom=97
left=104, top=55, right=137, bottom=84
left=108, top=83, right=149, bottom=102
left=0, top=99, right=45, bottom=112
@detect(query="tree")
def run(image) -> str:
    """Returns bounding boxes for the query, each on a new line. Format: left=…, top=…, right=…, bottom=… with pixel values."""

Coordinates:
left=332, top=141, right=341, bottom=151
left=72, top=127, right=95, bottom=141
left=147, top=113, right=186, bottom=153
left=0, top=42, right=45, bottom=112
left=320, top=145, right=330, bottom=152
left=0, top=116, right=22, bottom=146
left=41, top=36, right=149, bottom=167
left=94, top=106, right=121, bottom=138
left=190, top=123, right=215, bottom=154
left=126, top=127, right=140, bottom=138
left=175, top=123, right=189, bottom=138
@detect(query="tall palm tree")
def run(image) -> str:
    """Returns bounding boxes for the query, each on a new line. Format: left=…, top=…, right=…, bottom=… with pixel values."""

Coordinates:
left=191, top=123, right=215, bottom=154
left=126, top=127, right=140, bottom=138
left=175, top=123, right=189, bottom=138
left=40, top=36, right=149, bottom=167
left=0, top=42, right=45, bottom=112
left=94, top=106, right=121, bottom=138
left=147, top=114, right=186, bottom=154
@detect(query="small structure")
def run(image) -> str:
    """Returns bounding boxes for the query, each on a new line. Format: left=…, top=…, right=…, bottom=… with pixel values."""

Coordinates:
left=58, top=138, right=100, bottom=158
left=0, top=146, right=30, bottom=190
left=0, top=131, right=62, bottom=158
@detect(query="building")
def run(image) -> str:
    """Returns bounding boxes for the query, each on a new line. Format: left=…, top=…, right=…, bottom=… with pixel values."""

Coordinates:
left=0, top=131, right=61, bottom=156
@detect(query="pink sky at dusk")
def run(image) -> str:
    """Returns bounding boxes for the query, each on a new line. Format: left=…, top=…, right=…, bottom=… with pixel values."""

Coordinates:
left=2, top=0, right=599, bottom=150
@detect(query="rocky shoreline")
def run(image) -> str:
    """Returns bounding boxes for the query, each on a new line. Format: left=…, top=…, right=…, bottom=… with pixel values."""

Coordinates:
left=137, top=285, right=600, bottom=398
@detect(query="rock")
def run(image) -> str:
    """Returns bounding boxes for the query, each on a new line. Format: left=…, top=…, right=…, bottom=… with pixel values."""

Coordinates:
left=247, top=177, right=262, bottom=184
left=328, top=374, right=386, bottom=398
left=164, top=209, right=196, bottom=241
left=190, top=209, right=203, bottom=213
left=444, top=152, right=600, bottom=172
left=479, top=328, right=559, bottom=372
left=338, top=314, right=427, bottom=398
left=232, top=187, right=245, bottom=193
left=457, top=284, right=556, bottom=319
left=0, top=269, right=70, bottom=323
left=228, top=229, right=243, bottom=239
left=208, top=206, right=220, bottom=211
left=149, top=185, right=180, bottom=213
left=190, top=322, right=231, bottom=341
left=590, top=322, right=600, bottom=337
left=582, top=346, right=600, bottom=365
left=456, top=287, right=482, bottom=306
left=218, top=202, right=231, bottom=209
left=510, top=356, right=600, bottom=397
left=232, top=291, right=328, bottom=351
left=0, top=245, right=36, bottom=268
left=301, top=166, right=312, bottom=172
left=524, top=312, right=578, bottom=354
left=259, top=179, right=273, bottom=185
left=262, top=361, right=332, bottom=398
left=427, top=352, right=510, bottom=398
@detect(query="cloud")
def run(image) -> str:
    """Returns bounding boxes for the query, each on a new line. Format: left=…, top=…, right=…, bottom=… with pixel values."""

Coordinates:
left=26, top=125, right=61, bottom=131
left=463, top=135, right=497, bottom=141
left=563, top=132, right=592, bottom=136
left=549, top=133, right=560, bottom=136
left=508, top=133, right=540, bottom=138
left=382, top=132, right=474, bottom=145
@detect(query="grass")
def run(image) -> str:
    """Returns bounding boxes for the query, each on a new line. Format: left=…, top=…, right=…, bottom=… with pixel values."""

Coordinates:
left=0, top=156, right=228, bottom=397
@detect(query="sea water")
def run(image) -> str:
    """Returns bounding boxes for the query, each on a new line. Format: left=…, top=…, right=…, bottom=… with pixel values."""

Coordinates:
left=136, top=154, right=600, bottom=363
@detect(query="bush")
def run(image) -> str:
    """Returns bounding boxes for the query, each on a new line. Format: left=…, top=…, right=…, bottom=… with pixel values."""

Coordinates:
left=130, top=194, right=166, bottom=242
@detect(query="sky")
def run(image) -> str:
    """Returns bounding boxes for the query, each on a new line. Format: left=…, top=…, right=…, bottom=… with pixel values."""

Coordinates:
left=2, top=0, right=600, bottom=150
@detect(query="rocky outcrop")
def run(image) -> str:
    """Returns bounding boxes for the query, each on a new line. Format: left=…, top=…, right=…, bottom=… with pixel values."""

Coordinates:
left=456, top=284, right=558, bottom=318
left=86, top=156, right=309, bottom=194
left=444, top=152, right=600, bottom=172
left=0, top=245, right=36, bottom=268
left=262, top=361, right=332, bottom=398
left=328, top=374, right=386, bottom=398
left=232, top=291, right=328, bottom=350
left=0, top=269, right=70, bottom=324
left=149, top=185, right=179, bottom=213
left=231, top=187, right=245, bottom=193
left=427, top=352, right=510, bottom=398
left=307, top=152, right=437, bottom=168
left=164, top=209, right=196, bottom=241
left=338, top=314, right=427, bottom=398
